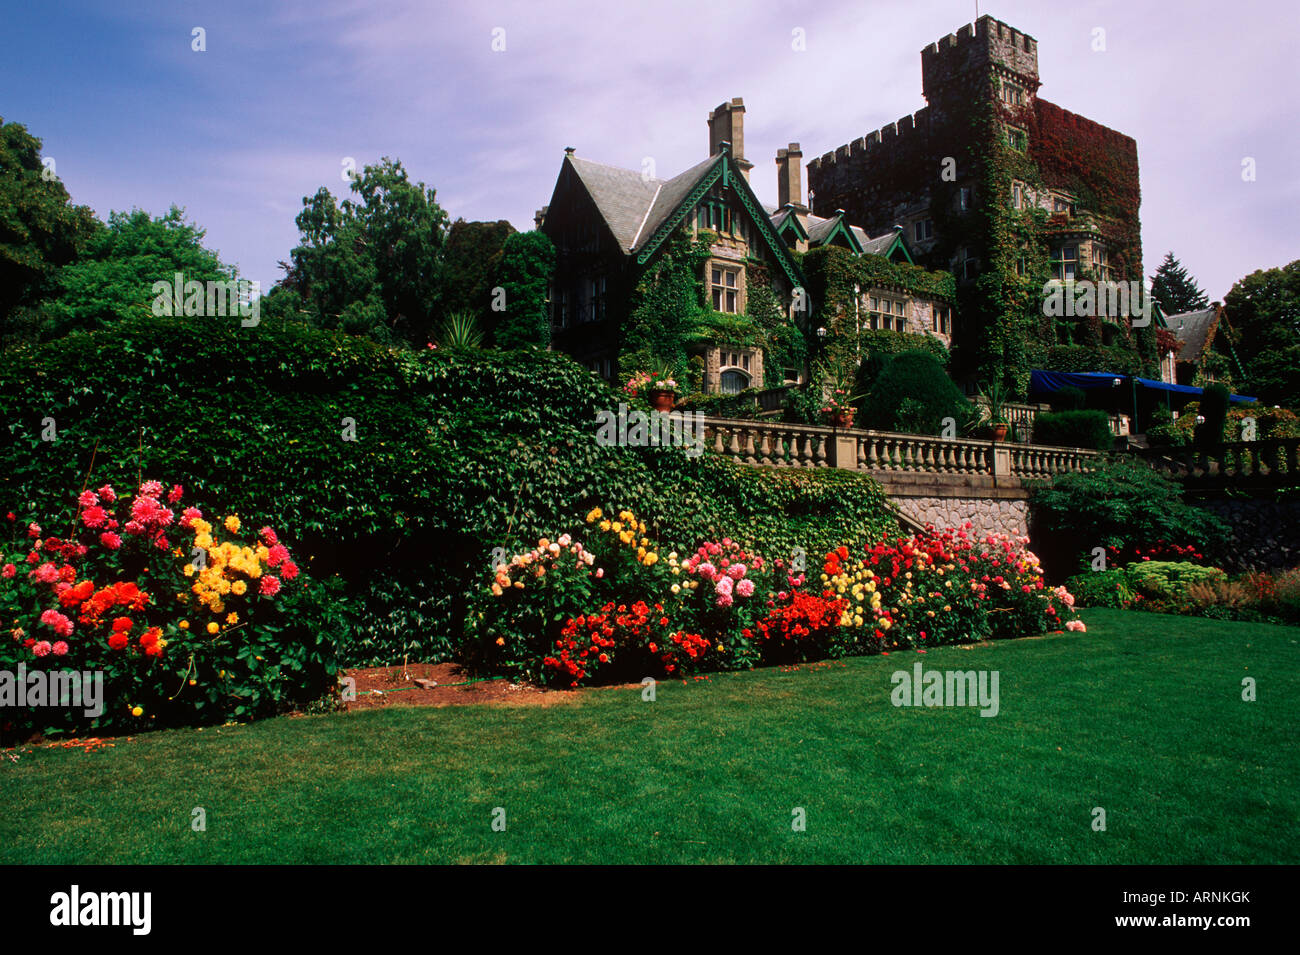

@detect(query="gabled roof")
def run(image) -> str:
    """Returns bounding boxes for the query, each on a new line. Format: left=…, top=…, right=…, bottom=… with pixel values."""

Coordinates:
left=1166, top=306, right=1219, bottom=363
left=769, top=205, right=809, bottom=242
left=551, top=147, right=803, bottom=289
left=804, top=211, right=862, bottom=253
left=564, top=155, right=664, bottom=251
left=635, top=155, right=721, bottom=252
left=859, top=229, right=912, bottom=262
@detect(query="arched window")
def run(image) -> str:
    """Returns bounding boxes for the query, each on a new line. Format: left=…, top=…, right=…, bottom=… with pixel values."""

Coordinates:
left=720, top=369, right=749, bottom=394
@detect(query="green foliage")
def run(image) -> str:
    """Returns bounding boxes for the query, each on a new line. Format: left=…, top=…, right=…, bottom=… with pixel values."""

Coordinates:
left=283, top=158, right=449, bottom=344
left=852, top=330, right=949, bottom=394
left=435, top=310, right=485, bottom=350
left=442, top=219, right=516, bottom=317
left=1126, top=560, right=1227, bottom=600
left=491, top=230, right=555, bottom=349
left=1223, top=260, right=1300, bottom=408
left=1043, top=344, right=1147, bottom=378
left=0, top=315, right=895, bottom=666
left=1063, top=569, right=1134, bottom=608
left=622, top=230, right=710, bottom=381
left=1029, top=457, right=1229, bottom=573
left=1032, top=410, right=1113, bottom=451
left=1150, top=252, right=1209, bottom=316
left=1050, top=385, right=1087, bottom=411
left=860, top=350, right=975, bottom=434
left=42, top=206, right=235, bottom=339
left=0, top=117, right=102, bottom=342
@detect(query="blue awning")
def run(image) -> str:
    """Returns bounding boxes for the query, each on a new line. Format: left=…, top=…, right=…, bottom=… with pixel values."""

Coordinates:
left=1030, top=370, right=1257, bottom=404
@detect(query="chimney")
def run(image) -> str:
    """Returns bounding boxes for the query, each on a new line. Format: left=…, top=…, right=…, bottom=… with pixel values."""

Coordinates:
left=776, top=143, right=805, bottom=210
left=534, top=205, right=548, bottom=230
left=707, top=97, right=753, bottom=180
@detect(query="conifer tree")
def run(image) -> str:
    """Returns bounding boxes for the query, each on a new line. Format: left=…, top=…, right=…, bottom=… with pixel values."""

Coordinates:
left=1151, top=252, right=1209, bottom=315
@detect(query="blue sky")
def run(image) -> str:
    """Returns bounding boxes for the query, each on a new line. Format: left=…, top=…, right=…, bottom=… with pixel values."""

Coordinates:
left=3, top=0, right=1296, bottom=300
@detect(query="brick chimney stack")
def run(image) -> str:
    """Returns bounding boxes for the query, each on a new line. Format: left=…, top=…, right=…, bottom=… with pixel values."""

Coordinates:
left=708, top=97, right=753, bottom=180
left=776, top=143, right=805, bottom=210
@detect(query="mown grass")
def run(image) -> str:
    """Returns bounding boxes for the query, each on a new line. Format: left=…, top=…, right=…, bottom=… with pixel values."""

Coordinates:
left=2, top=609, right=1297, bottom=864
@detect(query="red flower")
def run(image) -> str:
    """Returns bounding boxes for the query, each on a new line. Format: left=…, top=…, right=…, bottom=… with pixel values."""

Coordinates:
left=259, top=575, right=281, bottom=597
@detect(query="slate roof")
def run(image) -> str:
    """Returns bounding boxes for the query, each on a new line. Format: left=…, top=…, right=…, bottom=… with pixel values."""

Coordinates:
left=565, top=153, right=721, bottom=254
left=859, top=229, right=903, bottom=256
left=1166, top=307, right=1219, bottom=362
left=565, top=155, right=662, bottom=251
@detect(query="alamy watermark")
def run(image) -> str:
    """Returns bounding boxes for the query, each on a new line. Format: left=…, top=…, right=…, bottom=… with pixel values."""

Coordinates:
left=595, top=403, right=705, bottom=458
left=150, top=272, right=260, bottom=326
left=0, top=664, right=104, bottom=718
left=890, top=663, right=999, bottom=717
left=1042, top=279, right=1151, bottom=327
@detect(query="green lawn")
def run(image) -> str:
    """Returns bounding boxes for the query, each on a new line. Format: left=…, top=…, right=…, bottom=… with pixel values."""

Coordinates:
left=3, top=608, right=1297, bottom=864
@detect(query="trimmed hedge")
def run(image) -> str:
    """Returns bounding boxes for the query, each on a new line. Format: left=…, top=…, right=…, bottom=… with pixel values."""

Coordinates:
left=1032, top=409, right=1113, bottom=450
left=0, top=315, right=897, bottom=665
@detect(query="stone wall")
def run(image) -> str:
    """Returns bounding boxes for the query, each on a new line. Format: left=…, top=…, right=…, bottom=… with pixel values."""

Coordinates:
left=1194, top=495, right=1300, bottom=571
left=891, top=494, right=1030, bottom=541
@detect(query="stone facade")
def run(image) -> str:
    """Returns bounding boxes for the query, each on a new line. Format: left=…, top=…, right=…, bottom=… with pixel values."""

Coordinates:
left=892, top=494, right=1030, bottom=541
left=806, top=15, right=1141, bottom=284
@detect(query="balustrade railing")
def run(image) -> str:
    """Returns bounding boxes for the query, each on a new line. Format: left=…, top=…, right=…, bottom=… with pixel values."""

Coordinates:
left=1137, top=439, right=1300, bottom=484
left=700, top=417, right=1100, bottom=478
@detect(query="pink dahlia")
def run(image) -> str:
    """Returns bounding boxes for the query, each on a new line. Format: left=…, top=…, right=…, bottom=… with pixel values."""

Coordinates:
left=99, top=532, right=122, bottom=550
left=259, top=575, right=282, bottom=597
left=52, top=641, right=69, bottom=656
left=32, top=640, right=52, bottom=657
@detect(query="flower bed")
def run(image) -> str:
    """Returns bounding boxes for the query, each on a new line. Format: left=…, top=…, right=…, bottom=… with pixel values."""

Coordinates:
left=1, top=481, right=341, bottom=740
left=1066, top=562, right=1300, bottom=625
left=464, top=517, right=1081, bottom=687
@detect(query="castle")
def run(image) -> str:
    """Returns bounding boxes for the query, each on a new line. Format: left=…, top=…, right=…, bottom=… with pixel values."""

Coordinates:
left=538, top=15, right=1148, bottom=396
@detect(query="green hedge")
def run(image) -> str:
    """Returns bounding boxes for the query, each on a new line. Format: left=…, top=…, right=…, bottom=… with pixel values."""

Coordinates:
left=1032, top=409, right=1113, bottom=451
left=0, top=315, right=897, bottom=665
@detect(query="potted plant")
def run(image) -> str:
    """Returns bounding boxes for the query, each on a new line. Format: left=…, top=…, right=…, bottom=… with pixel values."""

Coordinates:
left=820, top=389, right=860, bottom=429
left=625, top=370, right=678, bottom=412
left=976, top=379, right=1012, bottom=441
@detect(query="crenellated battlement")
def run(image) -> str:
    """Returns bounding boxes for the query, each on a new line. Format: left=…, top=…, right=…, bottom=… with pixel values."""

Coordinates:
left=808, top=107, right=931, bottom=173
left=921, top=14, right=1039, bottom=102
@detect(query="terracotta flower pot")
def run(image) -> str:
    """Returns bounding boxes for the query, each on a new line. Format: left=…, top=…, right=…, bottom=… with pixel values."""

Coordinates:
left=991, top=423, right=1010, bottom=442
left=647, top=389, right=676, bottom=413
left=832, top=411, right=854, bottom=429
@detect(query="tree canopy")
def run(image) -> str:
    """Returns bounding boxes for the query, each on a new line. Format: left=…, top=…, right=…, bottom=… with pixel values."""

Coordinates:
left=1151, top=252, right=1209, bottom=316
left=0, top=117, right=101, bottom=341
left=1223, top=259, right=1300, bottom=408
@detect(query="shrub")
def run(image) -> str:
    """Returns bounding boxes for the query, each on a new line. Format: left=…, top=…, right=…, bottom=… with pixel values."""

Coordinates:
left=1032, top=409, right=1113, bottom=450
left=1126, top=561, right=1227, bottom=601
left=1050, top=386, right=1088, bottom=411
left=1029, top=456, right=1229, bottom=577
left=0, top=316, right=896, bottom=667
left=859, top=350, right=975, bottom=435
left=0, top=481, right=340, bottom=741
left=1063, top=569, right=1135, bottom=608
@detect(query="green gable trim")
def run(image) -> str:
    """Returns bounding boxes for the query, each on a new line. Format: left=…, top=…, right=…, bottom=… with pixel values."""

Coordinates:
left=818, top=217, right=863, bottom=255
left=776, top=213, right=808, bottom=243
left=636, top=153, right=805, bottom=292
left=883, top=233, right=914, bottom=265
left=635, top=159, right=723, bottom=267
